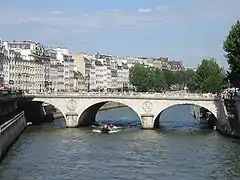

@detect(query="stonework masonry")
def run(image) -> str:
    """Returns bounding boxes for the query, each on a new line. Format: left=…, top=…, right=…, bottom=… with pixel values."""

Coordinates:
left=25, top=94, right=229, bottom=130
left=0, top=112, right=26, bottom=161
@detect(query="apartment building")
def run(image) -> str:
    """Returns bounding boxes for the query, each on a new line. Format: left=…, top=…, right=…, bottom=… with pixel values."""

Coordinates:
left=110, top=60, right=118, bottom=91
left=73, top=71, right=86, bottom=92
left=55, top=48, right=75, bottom=92
left=72, top=53, right=89, bottom=91
left=168, top=60, right=185, bottom=71
left=0, top=41, right=7, bottom=84
left=0, top=40, right=75, bottom=92
left=1, top=41, right=45, bottom=91
left=0, top=37, right=187, bottom=93
left=72, top=52, right=132, bottom=92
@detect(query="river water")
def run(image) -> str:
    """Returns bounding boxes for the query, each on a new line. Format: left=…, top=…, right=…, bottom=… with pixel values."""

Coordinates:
left=1, top=105, right=240, bottom=180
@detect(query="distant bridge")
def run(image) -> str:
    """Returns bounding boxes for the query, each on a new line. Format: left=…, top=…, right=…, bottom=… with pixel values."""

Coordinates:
left=23, top=92, right=230, bottom=130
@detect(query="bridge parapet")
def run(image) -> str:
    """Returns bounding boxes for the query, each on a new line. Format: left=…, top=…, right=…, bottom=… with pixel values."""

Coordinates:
left=24, top=92, right=219, bottom=101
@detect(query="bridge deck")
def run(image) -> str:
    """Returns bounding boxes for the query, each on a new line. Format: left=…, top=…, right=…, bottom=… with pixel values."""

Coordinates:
left=24, top=92, right=220, bottom=101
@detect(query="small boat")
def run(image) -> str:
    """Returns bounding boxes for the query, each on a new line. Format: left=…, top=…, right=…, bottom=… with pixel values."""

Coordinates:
left=93, top=129, right=121, bottom=134
left=93, top=124, right=121, bottom=134
left=27, top=122, right=33, bottom=126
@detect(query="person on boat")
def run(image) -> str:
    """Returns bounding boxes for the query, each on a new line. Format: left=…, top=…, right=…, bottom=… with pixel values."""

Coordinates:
left=103, top=124, right=108, bottom=129
left=108, top=124, right=118, bottom=130
left=101, top=124, right=110, bottom=133
left=109, top=124, right=115, bottom=128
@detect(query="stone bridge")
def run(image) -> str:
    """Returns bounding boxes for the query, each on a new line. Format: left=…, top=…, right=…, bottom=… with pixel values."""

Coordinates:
left=23, top=93, right=230, bottom=129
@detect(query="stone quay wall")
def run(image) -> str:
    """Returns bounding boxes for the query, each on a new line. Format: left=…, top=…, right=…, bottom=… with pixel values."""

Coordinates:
left=0, top=111, right=26, bottom=161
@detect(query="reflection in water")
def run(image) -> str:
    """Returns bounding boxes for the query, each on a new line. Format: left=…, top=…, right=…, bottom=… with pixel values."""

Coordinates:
left=0, top=106, right=240, bottom=180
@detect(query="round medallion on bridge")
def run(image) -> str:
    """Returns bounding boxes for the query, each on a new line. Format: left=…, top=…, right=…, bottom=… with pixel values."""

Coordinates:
left=142, top=101, right=153, bottom=112
left=67, top=99, right=77, bottom=111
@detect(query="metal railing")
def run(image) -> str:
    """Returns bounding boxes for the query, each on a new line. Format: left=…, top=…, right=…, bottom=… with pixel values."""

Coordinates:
left=0, top=89, right=23, bottom=98
left=0, top=111, right=24, bottom=133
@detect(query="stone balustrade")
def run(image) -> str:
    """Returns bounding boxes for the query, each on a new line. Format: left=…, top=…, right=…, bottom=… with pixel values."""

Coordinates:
left=24, top=92, right=218, bottom=100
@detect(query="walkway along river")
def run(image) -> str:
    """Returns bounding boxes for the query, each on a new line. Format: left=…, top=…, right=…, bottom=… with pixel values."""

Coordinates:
left=1, top=105, right=240, bottom=180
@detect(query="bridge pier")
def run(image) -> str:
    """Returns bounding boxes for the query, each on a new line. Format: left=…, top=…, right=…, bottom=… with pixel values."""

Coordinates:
left=141, top=114, right=155, bottom=129
left=65, top=112, right=78, bottom=128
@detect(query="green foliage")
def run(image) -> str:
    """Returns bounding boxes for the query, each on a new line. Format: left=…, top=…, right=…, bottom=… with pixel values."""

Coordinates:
left=129, top=64, right=154, bottom=92
left=223, top=19, right=240, bottom=87
left=153, top=69, right=167, bottom=92
left=195, top=59, right=226, bottom=93
left=162, top=69, right=175, bottom=89
left=129, top=59, right=226, bottom=93
left=129, top=64, right=197, bottom=92
left=227, top=71, right=240, bottom=88
left=184, top=69, right=198, bottom=92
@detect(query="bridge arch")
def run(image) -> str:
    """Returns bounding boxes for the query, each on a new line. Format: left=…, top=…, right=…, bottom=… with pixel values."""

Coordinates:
left=77, top=100, right=141, bottom=127
left=153, top=102, right=218, bottom=129
left=31, top=98, right=67, bottom=124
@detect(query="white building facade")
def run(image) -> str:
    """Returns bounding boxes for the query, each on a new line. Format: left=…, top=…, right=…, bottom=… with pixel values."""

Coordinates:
left=1, top=41, right=45, bottom=91
left=0, top=40, right=75, bottom=92
left=1, top=42, right=185, bottom=93
left=74, top=53, right=133, bottom=92
left=55, top=48, right=74, bottom=92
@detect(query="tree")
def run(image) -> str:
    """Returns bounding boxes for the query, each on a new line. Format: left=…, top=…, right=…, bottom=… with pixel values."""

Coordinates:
left=129, top=64, right=154, bottom=92
left=162, top=69, right=175, bottom=89
left=129, top=64, right=145, bottom=91
left=182, top=69, right=197, bottom=92
left=174, top=70, right=189, bottom=90
left=129, top=63, right=199, bottom=92
left=195, top=59, right=226, bottom=93
left=129, top=62, right=209, bottom=92
left=223, top=19, right=240, bottom=88
left=153, top=69, right=167, bottom=92
left=227, top=71, right=240, bottom=88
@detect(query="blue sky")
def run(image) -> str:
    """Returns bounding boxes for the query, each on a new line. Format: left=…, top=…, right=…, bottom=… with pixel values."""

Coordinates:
left=0, top=0, right=239, bottom=68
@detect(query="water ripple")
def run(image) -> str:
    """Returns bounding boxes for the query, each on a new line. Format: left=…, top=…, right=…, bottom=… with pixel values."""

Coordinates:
left=1, top=106, right=240, bottom=180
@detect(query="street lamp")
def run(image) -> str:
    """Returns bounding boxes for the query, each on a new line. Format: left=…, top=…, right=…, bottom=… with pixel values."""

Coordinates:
left=26, top=74, right=29, bottom=92
left=18, top=74, right=21, bottom=90
left=49, top=81, right=52, bottom=92
left=87, top=74, right=90, bottom=92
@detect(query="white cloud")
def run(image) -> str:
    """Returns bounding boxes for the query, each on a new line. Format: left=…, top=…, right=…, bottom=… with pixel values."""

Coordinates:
left=50, top=10, right=61, bottom=15
left=0, top=1, right=239, bottom=32
left=137, top=8, right=152, bottom=13
left=108, top=9, right=121, bottom=12
left=0, top=7, right=173, bottom=30
left=155, top=6, right=168, bottom=11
